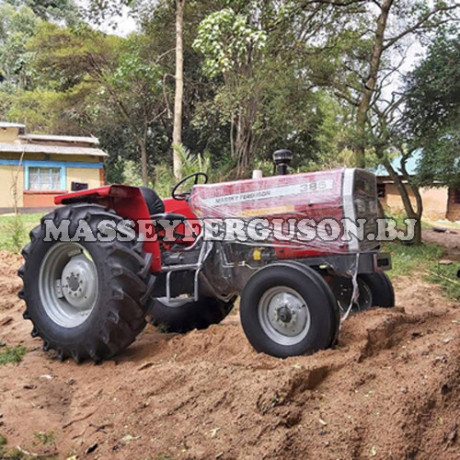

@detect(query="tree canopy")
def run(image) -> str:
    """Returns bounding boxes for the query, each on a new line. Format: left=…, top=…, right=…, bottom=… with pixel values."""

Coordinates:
left=405, top=32, right=460, bottom=187
left=0, top=0, right=458, bottom=192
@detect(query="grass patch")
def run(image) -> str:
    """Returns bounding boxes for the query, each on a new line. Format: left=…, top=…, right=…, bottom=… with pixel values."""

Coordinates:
left=426, top=262, right=460, bottom=301
left=0, top=435, right=27, bottom=460
left=0, top=345, right=27, bottom=365
left=0, top=447, right=26, bottom=459
left=384, top=241, right=445, bottom=278
left=33, top=432, right=55, bottom=446
left=0, top=213, right=44, bottom=253
left=384, top=241, right=459, bottom=300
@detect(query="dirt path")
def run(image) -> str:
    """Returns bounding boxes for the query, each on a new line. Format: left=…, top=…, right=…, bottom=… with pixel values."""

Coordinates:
left=0, top=250, right=459, bottom=459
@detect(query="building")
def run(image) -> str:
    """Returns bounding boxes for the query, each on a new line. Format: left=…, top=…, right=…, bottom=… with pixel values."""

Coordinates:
left=374, top=151, right=460, bottom=221
left=0, top=122, right=107, bottom=212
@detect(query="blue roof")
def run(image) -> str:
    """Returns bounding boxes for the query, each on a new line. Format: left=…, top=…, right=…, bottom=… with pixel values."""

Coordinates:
left=372, top=150, right=422, bottom=176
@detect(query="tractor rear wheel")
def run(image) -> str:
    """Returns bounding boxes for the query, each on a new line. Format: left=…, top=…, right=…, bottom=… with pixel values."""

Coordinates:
left=148, top=296, right=236, bottom=333
left=240, top=263, right=340, bottom=358
left=331, top=272, right=395, bottom=312
left=18, top=204, right=154, bottom=363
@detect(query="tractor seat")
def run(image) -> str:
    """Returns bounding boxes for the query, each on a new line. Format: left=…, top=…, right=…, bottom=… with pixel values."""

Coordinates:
left=139, top=186, right=165, bottom=215
left=139, top=187, right=193, bottom=239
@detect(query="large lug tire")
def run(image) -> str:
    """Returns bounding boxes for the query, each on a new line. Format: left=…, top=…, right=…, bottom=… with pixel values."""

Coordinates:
left=18, top=204, right=154, bottom=363
left=148, top=296, right=236, bottom=333
left=359, top=272, right=395, bottom=308
left=331, top=272, right=395, bottom=312
left=240, top=263, right=340, bottom=358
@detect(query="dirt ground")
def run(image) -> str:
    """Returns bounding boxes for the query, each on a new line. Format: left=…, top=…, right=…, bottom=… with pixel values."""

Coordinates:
left=0, top=248, right=459, bottom=459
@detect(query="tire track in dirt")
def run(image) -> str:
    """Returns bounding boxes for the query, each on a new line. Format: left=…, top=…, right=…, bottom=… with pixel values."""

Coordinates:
left=0, top=251, right=459, bottom=459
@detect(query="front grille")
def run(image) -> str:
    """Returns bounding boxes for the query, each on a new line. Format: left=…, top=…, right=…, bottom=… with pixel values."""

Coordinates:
left=353, top=170, right=379, bottom=252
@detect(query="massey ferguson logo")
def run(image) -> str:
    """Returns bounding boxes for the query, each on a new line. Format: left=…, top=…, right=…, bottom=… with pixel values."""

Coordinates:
left=202, top=179, right=334, bottom=207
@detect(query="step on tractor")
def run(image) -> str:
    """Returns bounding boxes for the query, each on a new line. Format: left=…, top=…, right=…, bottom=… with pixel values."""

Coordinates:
left=18, top=150, right=394, bottom=363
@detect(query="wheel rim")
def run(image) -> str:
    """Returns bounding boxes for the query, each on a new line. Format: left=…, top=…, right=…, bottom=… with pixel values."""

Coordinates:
left=39, top=242, right=98, bottom=328
left=335, top=278, right=373, bottom=312
left=356, top=281, right=372, bottom=310
left=258, top=286, right=310, bottom=346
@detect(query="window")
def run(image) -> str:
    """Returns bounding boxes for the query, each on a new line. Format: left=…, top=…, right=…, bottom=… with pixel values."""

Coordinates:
left=454, top=188, right=460, bottom=204
left=26, top=166, right=65, bottom=191
left=377, top=183, right=386, bottom=198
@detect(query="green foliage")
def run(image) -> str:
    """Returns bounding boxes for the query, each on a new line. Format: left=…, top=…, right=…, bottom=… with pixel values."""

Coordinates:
left=383, top=239, right=460, bottom=301
left=193, top=8, right=267, bottom=78
left=8, top=214, right=25, bottom=254
left=426, top=261, right=460, bottom=301
left=0, top=213, right=43, bottom=252
left=5, top=0, right=79, bottom=24
left=0, top=3, right=40, bottom=88
left=120, top=159, right=146, bottom=187
left=383, top=241, right=444, bottom=278
left=0, top=434, right=6, bottom=446
left=0, top=345, right=27, bottom=365
left=4, top=89, right=63, bottom=132
left=152, top=163, right=175, bottom=198
left=150, top=145, right=213, bottom=199
left=405, top=32, right=460, bottom=187
left=1, top=0, right=458, bottom=186
left=174, top=143, right=211, bottom=177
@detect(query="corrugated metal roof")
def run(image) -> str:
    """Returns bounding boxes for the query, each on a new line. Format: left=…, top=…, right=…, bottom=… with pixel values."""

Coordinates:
left=0, top=122, right=25, bottom=128
left=0, top=143, right=108, bottom=157
left=19, top=134, right=99, bottom=144
left=372, top=150, right=422, bottom=176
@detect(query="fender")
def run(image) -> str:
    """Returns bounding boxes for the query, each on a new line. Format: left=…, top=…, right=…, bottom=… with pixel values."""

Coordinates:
left=55, top=185, right=162, bottom=272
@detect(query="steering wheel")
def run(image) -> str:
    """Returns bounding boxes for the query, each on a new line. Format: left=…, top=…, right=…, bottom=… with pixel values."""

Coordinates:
left=172, top=172, right=208, bottom=201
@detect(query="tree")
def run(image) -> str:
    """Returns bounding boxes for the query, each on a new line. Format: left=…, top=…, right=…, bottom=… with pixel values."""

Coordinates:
left=24, top=23, right=168, bottom=185
left=306, top=0, right=459, bottom=168
left=0, top=3, right=40, bottom=89
left=21, top=0, right=79, bottom=24
left=303, top=0, right=458, bottom=243
left=172, top=0, right=185, bottom=179
left=370, top=103, right=425, bottom=244
left=405, top=32, right=460, bottom=188
left=193, top=7, right=269, bottom=176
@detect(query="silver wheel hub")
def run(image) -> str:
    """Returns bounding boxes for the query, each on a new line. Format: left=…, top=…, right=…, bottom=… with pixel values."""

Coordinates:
left=39, top=243, right=98, bottom=329
left=258, top=286, right=310, bottom=346
left=61, top=255, right=98, bottom=309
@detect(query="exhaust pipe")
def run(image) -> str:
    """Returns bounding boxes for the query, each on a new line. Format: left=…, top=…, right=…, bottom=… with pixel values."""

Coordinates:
left=273, top=149, right=293, bottom=175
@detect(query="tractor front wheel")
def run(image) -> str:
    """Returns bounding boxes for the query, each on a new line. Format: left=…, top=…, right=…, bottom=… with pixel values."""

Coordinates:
left=240, top=263, right=339, bottom=358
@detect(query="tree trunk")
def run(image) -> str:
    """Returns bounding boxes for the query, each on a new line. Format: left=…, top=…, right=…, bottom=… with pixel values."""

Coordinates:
left=383, top=158, right=423, bottom=245
left=234, top=97, right=261, bottom=178
left=235, top=119, right=254, bottom=178
left=140, top=139, right=148, bottom=186
left=172, top=0, right=185, bottom=180
left=413, top=219, right=422, bottom=245
left=355, top=0, right=393, bottom=168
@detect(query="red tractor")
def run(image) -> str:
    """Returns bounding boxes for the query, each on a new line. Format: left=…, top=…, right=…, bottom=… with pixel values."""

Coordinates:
left=18, top=151, right=393, bottom=362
